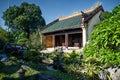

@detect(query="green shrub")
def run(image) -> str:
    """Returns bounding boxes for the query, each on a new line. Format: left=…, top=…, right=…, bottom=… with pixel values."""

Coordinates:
left=61, top=51, right=82, bottom=65
left=29, top=29, right=44, bottom=50
left=83, top=5, right=120, bottom=68
left=23, top=50, right=43, bottom=62
left=9, top=56, right=18, bottom=61
left=44, top=50, right=60, bottom=60
left=84, top=46, right=120, bottom=68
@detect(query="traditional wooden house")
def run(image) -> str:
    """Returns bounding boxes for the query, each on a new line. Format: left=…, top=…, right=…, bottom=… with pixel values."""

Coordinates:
left=41, top=3, right=104, bottom=51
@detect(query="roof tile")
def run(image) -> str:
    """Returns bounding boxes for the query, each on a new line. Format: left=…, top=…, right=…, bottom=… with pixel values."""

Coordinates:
left=42, top=15, right=82, bottom=33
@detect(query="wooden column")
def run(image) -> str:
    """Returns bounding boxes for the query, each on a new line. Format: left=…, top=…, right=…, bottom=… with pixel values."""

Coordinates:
left=52, top=35, right=55, bottom=47
left=65, top=33, right=68, bottom=48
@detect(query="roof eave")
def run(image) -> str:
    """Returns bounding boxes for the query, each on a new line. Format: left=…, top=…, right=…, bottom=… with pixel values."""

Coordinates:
left=42, top=25, right=82, bottom=34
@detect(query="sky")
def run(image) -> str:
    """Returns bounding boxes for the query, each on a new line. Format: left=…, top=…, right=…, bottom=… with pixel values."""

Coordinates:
left=0, top=0, right=120, bottom=29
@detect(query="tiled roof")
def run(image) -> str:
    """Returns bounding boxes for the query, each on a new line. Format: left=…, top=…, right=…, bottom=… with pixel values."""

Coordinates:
left=42, top=15, right=82, bottom=34
left=42, top=3, right=103, bottom=34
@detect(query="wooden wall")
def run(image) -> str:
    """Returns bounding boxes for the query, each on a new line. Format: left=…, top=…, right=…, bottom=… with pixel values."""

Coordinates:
left=45, top=35, right=53, bottom=47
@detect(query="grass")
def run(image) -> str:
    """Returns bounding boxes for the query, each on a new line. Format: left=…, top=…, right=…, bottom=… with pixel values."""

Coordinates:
left=0, top=56, right=75, bottom=80
left=40, top=69, right=74, bottom=80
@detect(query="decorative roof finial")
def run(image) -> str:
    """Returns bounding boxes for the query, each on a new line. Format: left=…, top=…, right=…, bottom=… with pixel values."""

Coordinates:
left=81, top=11, right=88, bottom=18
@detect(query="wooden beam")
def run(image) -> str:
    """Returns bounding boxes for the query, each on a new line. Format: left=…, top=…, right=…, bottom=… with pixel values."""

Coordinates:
left=43, top=28, right=82, bottom=36
left=44, top=31, right=82, bottom=36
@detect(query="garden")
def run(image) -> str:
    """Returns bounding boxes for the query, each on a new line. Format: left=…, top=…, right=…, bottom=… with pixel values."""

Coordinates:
left=0, top=2, right=120, bottom=80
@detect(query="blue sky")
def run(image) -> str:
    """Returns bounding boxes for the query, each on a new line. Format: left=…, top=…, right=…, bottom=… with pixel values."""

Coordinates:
left=0, top=0, right=120, bottom=29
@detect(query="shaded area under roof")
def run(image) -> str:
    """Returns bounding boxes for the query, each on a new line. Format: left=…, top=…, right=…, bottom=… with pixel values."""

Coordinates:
left=42, top=15, right=82, bottom=34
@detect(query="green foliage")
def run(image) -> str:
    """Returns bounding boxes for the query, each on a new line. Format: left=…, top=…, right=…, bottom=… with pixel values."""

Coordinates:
left=0, top=58, right=75, bottom=80
left=40, top=69, right=75, bottom=80
left=0, top=27, right=9, bottom=50
left=23, top=50, right=42, bottom=62
left=83, top=63, right=100, bottom=80
left=9, top=30, right=29, bottom=45
left=83, top=4, right=120, bottom=68
left=16, top=31, right=28, bottom=45
left=112, top=4, right=120, bottom=15
left=3, top=2, right=46, bottom=38
left=10, top=29, right=44, bottom=50
left=100, top=11, right=112, bottom=21
left=90, top=13, right=120, bottom=50
left=44, top=50, right=60, bottom=60
left=29, top=29, right=44, bottom=50
left=16, top=31, right=29, bottom=45
left=61, top=51, right=82, bottom=64
left=63, top=64, right=83, bottom=80
left=64, top=64, right=79, bottom=74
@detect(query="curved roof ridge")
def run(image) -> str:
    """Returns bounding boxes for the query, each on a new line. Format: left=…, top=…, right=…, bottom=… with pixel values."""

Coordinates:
left=58, top=2, right=102, bottom=21
left=58, top=12, right=81, bottom=21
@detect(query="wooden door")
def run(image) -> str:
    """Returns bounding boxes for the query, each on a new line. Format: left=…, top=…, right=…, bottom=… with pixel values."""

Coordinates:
left=46, top=36, right=53, bottom=47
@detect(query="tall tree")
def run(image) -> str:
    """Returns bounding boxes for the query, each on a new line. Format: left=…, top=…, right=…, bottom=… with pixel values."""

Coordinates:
left=3, top=2, right=46, bottom=38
